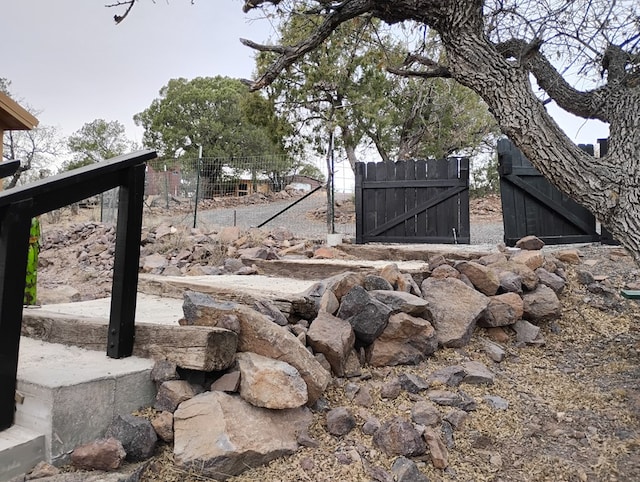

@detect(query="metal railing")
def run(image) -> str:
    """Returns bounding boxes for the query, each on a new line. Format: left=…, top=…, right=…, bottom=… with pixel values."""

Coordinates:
left=0, top=150, right=156, bottom=430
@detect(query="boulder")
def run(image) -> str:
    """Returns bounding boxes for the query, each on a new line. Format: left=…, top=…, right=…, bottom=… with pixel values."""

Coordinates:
left=154, top=380, right=198, bottom=413
left=368, top=290, right=429, bottom=316
left=180, top=293, right=330, bottom=404
left=421, top=278, right=489, bottom=347
left=373, top=417, right=426, bottom=457
left=515, top=235, right=545, bottom=250
left=307, top=311, right=355, bottom=377
left=535, top=267, right=566, bottom=293
left=151, top=411, right=174, bottom=443
left=522, top=285, right=562, bottom=322
left=478, top=292, right=524, bottom=327
left=237, top=352, right=308, bottom=409
left=174, top=391, right=312, bottom=480
left=104, top=414, right=157, bottom=462
left=510, top=250, right=545, bottom=270
left=363, top=275, right=394, bottom=291
left=336, top=286, right=393, bottom=345
left=71, top=438, right=126, bottom=471
left=367, top=313, right=438, bottom=367
left=253, top=300, right=288, bottom=326
left=455, top=261, right=500, bottom=296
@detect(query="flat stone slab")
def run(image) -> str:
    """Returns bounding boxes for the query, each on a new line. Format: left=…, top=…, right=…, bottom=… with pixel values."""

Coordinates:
left=0, top=425, right=45, bottom=481
left=16, top=337, right=155, bottom=464
left=35, top=293, right=183, bottom=325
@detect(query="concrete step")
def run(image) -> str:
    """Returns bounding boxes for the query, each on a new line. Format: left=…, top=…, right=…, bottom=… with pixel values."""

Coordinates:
left=0, top=425, right=45, bottom=482
left=13, top=337, right=156, bottom=466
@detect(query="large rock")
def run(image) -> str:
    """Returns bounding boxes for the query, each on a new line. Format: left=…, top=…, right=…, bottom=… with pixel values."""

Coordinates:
left=367, top=313, right=438, bottom=367
left=154, top=380, right=198, bottom=413
left=510, top=249, right=545, bottom=270
left=478, top=292, right=524, bottom=327
left=455, top=261, right=500, bottom=296
left=336, top=286, right=393, bottom=345
left=71, top=438, right=126, bottom=471
left=180, top=293, right=330, bottom=404
left=491, top=261, right=539, bottom=291
left=535, top=267, right=566, bottom=293
left=307, top=311, right=355, bottom=377
left=237, top=352, right=308, bottom=409
left=522, top=285, right=562, bottom=322
left=174, top=391, right=312, bottom=480
left=373, top=417, right=426, bottom=457
left=368, top=290, right=429, bottom=316
left=421, top=278, right=489, bottom=348
left=104, top=414, right=157, bottom=462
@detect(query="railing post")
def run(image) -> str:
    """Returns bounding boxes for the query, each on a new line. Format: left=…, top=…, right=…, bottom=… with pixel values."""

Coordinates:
left=0, top=200, right=33, bottom=430
left=107, top=163, right=145, bottom=358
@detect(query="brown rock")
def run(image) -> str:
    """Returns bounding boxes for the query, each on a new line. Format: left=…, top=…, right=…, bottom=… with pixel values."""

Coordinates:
left=554, top=249, right=582, bottom=264
left=510, top=250, right=545, bottom=270
left=522, top=285, right=562, bottom=322
left=180, top=295, right=330, bottom=404
left=423, top=427, right=448, bottom=469
left=367, top=313, right=438, bottom=367
left=485, top=326, right=511, bottom=343
left=211, top=371, right=241, bottom=393
left=455, top=261, right=500, bottom=296
left=71, top=437, right=126, bottom=471
left=421, top=278, right=489, bottom=348
left=154, top=380, right=197, bottom=413
left=373, top=417, right=426, bottom=457
left=237, top=352, right=308, bottom=409
left=515, top=235, right=545, bottom=250
left=152, top=411, right=174, bottom=442
left=174, top=391, right=312, bottom=479
left=478, top=292, right=524, bottom=327
left=307, top=311, right=355, bottom=377
left=326, top=407, right=356, bottom=436
left=27, top=461, right=60, bottom=479
left=430, top=264, right=460, bottom=279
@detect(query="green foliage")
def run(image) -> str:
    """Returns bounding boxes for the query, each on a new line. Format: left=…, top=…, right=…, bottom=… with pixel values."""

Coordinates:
left=258, top=10, right=498, bottom=168
left=135, top=76, right=299, bottom=197
left=470, top=154, right=500, bottom=198
left=134, top=76, right=290, bottom=158
left=66, top=119, right=133, bottom=169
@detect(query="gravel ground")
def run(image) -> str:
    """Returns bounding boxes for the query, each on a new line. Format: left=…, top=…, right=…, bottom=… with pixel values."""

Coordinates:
left=181, top=191, right=505, bottom=246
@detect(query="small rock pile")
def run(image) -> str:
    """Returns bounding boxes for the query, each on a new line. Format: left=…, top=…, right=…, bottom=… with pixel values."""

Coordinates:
left=40, top=234, right=586, bottom=481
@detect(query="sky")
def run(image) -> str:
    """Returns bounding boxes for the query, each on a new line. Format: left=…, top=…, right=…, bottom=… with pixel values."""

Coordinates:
left=4, top=0, right=275, bottom=144
left=4, top=0, right=609, bottom=178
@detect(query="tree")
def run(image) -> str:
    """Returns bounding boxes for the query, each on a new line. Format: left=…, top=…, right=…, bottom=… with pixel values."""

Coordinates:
left=1, top=79, right=63, bottom=188
left=107, top=1, right=640, bottom=261
left=255, top=12, right=496, bottom=170
left=66, top=119, right=135, bottom=170
left=236, top=0, right=640, bottom=262
left=134, top=76, right=297, bottom=197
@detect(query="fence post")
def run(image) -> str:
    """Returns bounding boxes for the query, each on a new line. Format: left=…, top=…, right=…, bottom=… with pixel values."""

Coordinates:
left=107, top=163, right=145, bottom=358
left=0, top=199, right=33, bottom=430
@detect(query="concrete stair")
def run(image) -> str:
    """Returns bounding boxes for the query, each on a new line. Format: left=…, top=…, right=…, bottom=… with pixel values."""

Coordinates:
left=1, top=336, right=157, bottom=481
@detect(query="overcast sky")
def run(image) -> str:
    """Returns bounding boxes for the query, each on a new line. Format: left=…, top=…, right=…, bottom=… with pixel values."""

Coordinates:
left=4, top=0, right=275, bottom=144
left=4, top=0, right=608, bottom=159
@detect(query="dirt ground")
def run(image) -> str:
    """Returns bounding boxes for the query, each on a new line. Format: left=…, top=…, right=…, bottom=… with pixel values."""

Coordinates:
left=39, top=194, right=640, bottom=481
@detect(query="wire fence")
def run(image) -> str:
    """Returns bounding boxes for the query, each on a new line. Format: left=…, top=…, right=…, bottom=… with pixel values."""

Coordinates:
left=99, top=155, right=356, bottom=240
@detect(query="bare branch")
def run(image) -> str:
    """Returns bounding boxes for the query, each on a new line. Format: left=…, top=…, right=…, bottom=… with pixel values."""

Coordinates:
left=105, top=0, right=136, bottom=24
left=386, top=66, right=452, bottom=78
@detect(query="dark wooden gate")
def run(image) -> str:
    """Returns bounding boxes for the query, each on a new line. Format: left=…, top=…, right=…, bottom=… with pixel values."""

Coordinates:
left=498, top=138, right=600, bottom=246
left=355, top=158, right=469, bottom=244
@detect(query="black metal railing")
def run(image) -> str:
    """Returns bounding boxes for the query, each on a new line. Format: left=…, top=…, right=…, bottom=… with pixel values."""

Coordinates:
left=0, top=150, right=156, bottom=430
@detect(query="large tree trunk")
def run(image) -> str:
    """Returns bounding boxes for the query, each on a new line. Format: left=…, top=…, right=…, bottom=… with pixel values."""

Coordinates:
left=419, top=2, right=640, bottom=262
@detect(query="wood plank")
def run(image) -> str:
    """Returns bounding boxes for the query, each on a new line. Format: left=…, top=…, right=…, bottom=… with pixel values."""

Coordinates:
left=21, top=311, right=237, bottom=372
left=405, top=160, right=417, bottom=237
left=415, top=160, right=428, bottom=237
left=355, top=162, right=364, bottom=244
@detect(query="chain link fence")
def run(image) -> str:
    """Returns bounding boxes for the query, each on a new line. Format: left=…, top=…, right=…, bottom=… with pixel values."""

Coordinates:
left=101, top=155, right=355, bottom=240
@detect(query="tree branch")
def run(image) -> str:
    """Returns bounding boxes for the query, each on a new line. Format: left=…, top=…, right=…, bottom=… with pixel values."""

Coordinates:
left=495, top=37, right=610, bottom=121
left=244, top=0, right=374, bottom=91
left=105, top=0, right=136, bottom=24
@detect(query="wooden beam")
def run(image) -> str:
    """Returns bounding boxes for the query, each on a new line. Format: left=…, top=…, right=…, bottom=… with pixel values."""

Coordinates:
left=21, top=311, right=238, bottom=372
left=0, top=93, right=39, bottom=131
left=0, top=200, right=33, bottom=430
